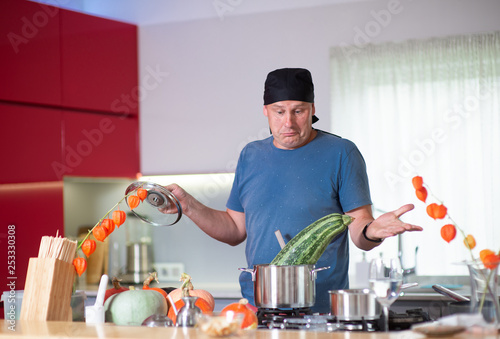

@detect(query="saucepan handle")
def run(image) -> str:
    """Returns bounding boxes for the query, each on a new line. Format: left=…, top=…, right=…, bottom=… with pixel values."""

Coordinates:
left=238, top=268, right=256, bottom=281
left=310, top=266, right=330, bottom=280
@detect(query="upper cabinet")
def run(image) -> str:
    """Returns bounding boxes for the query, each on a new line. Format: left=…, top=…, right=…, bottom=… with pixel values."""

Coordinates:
left=0, top=1, right=140, bottom=184
left=0, top=103, right=63, bottom=184
left=0, top=0, right=62, bottom=106
left=0, top=0, right=138, bottom=115
left=60, top=10, right=139, bottom=115
left=62, top=112, right=140, bottom=178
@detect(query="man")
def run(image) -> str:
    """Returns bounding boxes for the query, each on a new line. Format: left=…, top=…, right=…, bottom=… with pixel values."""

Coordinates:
left=166, top=68, right=422, bottom=312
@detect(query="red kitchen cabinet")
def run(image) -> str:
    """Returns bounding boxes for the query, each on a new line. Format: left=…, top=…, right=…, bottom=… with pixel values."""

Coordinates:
left=0, top=181, right=64, bottom=318
left=0, top=103, right=63, bottom=184
left=60, top=10, right=139, bottom=115
left=0, top=0, right=62, bottom=106
left=61, top=112, right=139, bottom=178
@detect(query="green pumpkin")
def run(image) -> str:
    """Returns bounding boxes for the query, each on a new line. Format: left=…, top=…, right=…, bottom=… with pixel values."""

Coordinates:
left=104, top=289, right=168, bottom=326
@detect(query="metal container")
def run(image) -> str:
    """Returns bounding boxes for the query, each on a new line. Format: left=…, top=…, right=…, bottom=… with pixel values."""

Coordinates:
left=239, top=264, right=329, bottom=308
left=329, top=283, right=418, bottom=321
left=329, top=289, right=381, bottom=320
left=126, top=242, right=153, bottom=274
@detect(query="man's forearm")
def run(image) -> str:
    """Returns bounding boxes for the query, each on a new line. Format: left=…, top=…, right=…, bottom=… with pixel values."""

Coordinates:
left=183, top=199, right=246, bottom=246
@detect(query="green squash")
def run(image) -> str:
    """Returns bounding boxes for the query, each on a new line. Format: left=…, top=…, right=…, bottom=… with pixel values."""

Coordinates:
left=104, top=289, right=168, bottom=326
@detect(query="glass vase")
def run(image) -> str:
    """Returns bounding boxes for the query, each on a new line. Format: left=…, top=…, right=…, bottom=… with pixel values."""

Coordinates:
left=467, top=262, right=499, bottom=325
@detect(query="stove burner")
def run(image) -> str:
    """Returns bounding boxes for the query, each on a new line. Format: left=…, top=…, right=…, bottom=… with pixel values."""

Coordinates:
left=385, top=308, right=431, bottom=331
left=257, top=307, right=430, bottom=332
left=257, top=308, right=312, bottom=328
left=339, top=318, right=379, bottom=332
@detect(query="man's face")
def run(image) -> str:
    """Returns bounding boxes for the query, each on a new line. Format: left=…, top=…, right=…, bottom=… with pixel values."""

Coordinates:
left=263, top=100, right=316, bottom=150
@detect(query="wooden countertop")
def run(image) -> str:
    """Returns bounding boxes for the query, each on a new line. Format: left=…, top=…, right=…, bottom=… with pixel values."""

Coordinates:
left=0, top=320, right=491, bottom=339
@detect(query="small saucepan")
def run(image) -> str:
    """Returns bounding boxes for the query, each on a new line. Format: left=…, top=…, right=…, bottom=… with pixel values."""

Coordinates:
left=329, top=283, right=418, bottom=321
left=329, top=288, right=380, bottom=320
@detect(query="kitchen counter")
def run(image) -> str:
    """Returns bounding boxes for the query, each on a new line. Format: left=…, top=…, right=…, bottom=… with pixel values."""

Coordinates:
left=0, top=320, right=490, bottom=339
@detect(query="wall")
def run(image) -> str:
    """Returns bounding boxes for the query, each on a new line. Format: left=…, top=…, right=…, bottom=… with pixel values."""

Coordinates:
left=138, top=0, right=500, bottom=175
left=0, top=0, right=139, bottom=317
left=136, top=0, right=500, bottom=284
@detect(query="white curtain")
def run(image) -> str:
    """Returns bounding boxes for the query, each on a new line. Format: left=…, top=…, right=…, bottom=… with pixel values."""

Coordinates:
left=331, top=32, right=500, bottom=276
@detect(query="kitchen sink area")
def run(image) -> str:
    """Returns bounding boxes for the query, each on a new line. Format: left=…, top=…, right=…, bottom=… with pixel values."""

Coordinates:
left=392, top=275, right=476, bottom=320
left=399, top=275, right=471, bottom=296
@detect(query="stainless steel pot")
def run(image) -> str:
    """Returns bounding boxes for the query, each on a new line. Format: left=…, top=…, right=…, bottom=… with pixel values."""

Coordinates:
left=329, top=289, right=381, bottom=320
left=239, top=264, right=329, bottom=308
left=329, top=283, right=419, bottom=321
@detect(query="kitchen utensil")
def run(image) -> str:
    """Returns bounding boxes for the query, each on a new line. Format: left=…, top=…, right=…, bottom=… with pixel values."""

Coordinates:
left=368, top=257, right=403, bottom=331
left=432, top=284, right=469, bottom=302
left=431, top=284, right=481, bottom=317
left=85, top=274, right=109, bottom=324
left=142, top=314, right=174, bottom=327
left=432, top=283, right=497, bottom=319
left=239, top=264, right=329, bottom=308
left=329, top=288, right=381, bottom=320
left=125, top=181, right=182, bottom=226
left=329, top=283, right=418, bottom=321
left=167, top=294, right=179, bottom=316
left=274, top=230, right=286, bottom=249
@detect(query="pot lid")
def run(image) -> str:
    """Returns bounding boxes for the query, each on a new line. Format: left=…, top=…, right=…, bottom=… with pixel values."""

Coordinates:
left=125, top=181, right=182, bottom=226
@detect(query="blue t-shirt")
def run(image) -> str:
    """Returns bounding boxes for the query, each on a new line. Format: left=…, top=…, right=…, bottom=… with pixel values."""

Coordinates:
left=226, top=129, right=372, bottom=313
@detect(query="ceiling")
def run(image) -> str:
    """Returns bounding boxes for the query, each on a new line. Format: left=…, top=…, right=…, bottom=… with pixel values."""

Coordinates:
left=31, top=0, right=367, bottom=26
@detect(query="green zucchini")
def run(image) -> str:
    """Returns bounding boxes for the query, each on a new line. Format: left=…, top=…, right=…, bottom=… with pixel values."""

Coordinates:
left=270, top=213, right=353, bottom=266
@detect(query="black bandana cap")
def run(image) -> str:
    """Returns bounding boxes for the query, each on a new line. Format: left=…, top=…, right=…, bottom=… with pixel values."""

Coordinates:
left=264, top=68, right=318, bottom=123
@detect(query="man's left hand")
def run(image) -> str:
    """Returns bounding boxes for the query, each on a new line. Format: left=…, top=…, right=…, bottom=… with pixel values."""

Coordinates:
left=366, top=204, right=423, bottom=240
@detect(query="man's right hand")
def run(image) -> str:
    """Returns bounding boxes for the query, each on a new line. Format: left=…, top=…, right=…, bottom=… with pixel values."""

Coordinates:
left=162, top=183, right=190, bottom=215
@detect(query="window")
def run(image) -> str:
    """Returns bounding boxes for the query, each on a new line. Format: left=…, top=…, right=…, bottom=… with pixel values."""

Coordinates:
left=331, top=32, right=500, bottom=275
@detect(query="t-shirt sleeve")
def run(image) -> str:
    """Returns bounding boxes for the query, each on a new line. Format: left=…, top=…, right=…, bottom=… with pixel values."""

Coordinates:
left=226, top=153, right=245, bottom=212
left=338, top=143, right=372, bottom=212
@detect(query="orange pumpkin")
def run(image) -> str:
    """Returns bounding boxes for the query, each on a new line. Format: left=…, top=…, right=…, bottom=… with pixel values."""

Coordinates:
left=168, top=273, right=215, bottom=311
left=220, top=298, right=258, bottom=330
left=105, top=277, right=128, bottom=302
left=143, top=272, right=168, bottom=300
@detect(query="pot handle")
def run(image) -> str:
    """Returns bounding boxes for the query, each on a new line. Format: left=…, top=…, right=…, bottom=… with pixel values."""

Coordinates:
left=310, top=266, right=330, bottom=280
left=238, top=268, right=256, bottom=281
left=401, top=282, right=419, bottom=290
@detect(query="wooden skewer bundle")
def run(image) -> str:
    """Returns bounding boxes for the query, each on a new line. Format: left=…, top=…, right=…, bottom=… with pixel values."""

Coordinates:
left=37, top=236, right=77, bottom=263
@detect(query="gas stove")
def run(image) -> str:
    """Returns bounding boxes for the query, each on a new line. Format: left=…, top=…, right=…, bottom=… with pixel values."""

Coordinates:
left=257, top=308, right=431, bottom=332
